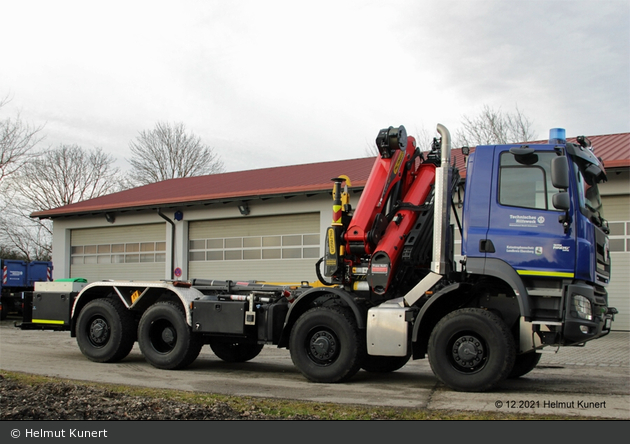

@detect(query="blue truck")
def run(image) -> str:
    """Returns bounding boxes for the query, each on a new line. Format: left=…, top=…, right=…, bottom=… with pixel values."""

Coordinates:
left=18, top=124, right=616, bottom=392
left=1, top=259, right=53, bottom=320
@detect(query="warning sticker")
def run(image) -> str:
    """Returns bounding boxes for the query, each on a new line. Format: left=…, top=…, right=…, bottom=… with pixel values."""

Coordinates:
left=371, top=265, right=389, bottom=274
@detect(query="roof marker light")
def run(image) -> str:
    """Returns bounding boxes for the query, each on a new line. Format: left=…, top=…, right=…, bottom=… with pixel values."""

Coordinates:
left=549, top=128, right=566, bottom=144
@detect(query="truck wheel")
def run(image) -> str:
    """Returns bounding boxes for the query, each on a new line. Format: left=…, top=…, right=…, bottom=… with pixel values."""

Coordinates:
left=428, top=308, right=515, bottom=392
left=76, top=298, right=135, bottom=363
left=209, top=340, right=264, bottom=362
left=137, top=302, right=202, bottom=370
left=362, top=354, right=410, bottom=373
left=508, top=352, right=542, bottom=378
left=289, top=306, right=364, bottom=383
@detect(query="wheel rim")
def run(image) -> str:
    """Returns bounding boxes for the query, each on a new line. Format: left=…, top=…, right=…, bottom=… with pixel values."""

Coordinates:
left=448, top=333, right=488, bottom=374
left=306, top=328, right=339, bottom=366
left=87, top=317, right=110, bottom=348
left=148, top=319, right=177, bottom=354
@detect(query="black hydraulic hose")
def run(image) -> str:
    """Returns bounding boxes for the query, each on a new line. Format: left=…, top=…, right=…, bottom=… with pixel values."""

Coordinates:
left=315, top=257, right=334, bottom=286
left=451, top=199, right=463, bottom=238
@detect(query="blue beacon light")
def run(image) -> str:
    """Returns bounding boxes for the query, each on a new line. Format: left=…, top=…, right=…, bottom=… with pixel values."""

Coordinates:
left=549, top=128, right=566, bottom=144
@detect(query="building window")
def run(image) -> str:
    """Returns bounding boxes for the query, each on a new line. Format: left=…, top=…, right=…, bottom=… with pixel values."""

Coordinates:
left=189, top=233, right=320, bottom=261
left=71, top=241, right=166, bottom=264
left=609, top=221, right=630, bottom=252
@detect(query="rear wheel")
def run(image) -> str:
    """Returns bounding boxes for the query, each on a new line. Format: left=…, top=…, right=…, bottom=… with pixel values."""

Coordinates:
left=209, top=340, right=264, bottom=362
left=137, top=302, right=202, bottom=370
left=76, top=298, right=135, bottom=363
left=289, top=306, right=364, bottom=383
left=428, top=308, right=515, bottom=392
left=508, top=352, right=542, bottom=378
left=362, top=354, right=411, bottom=373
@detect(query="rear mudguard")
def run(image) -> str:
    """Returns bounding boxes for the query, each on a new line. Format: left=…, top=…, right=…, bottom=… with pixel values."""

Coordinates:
left=278, top=286, right=367, bottom=348
left=70, top=281, right=205, bottom=335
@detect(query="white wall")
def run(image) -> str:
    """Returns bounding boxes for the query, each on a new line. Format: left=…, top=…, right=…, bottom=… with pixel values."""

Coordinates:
left=51, top=193, right=335, bottom=281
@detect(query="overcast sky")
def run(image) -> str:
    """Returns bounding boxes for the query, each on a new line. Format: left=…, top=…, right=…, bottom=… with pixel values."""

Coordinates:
left=1, top=0, right=628, bottom=173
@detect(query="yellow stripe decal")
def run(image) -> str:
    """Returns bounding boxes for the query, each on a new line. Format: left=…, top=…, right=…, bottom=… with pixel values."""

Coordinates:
left=517, top=270, right=574, bottom=278
left=32, top=319, right=65, bottom=325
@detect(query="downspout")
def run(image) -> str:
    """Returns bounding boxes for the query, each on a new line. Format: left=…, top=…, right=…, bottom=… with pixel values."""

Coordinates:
left=157, top=208, right=175, bottom=280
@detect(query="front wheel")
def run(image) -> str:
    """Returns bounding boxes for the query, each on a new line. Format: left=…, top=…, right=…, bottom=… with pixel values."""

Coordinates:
left=76, top=298, right=135, bottom=363
left=289, top=306, right=364, bottom=383
left=137, top=302, right=202, bottom=370
left=508, top=352, right=542, bottom=378
left=428, top=308, right=516, bottom=392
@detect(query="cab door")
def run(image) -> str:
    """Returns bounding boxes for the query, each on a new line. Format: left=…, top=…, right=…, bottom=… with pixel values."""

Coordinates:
left=485, top=148, right=576, bottom=280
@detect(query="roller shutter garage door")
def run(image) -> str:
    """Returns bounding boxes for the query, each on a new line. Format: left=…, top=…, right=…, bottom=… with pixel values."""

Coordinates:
left=189, top=213, right=321, bottom=284
left=608, top=248, right=629, bottom=331
left=70, top=224, right=167, bottom=283
left=604, top=196, right=630, bottom=331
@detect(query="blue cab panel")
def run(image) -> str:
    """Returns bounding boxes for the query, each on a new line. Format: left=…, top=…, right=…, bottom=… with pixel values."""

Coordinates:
left=462, top=141, right=607, bottom=285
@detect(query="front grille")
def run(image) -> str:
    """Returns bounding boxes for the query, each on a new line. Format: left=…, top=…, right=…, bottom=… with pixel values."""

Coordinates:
left=595, top=227, right=610, bottom=285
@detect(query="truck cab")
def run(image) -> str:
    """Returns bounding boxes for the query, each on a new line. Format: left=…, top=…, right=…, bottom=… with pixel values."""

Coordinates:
left=462, top=129, right=614, bottom=347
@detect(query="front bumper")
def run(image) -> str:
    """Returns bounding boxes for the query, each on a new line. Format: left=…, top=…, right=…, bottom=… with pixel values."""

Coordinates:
left=562, top=282, right=616, bottom=345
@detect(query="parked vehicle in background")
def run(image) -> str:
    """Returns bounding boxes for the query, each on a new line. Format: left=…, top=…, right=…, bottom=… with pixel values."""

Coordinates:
left=1, top=259, right=52, bottom=320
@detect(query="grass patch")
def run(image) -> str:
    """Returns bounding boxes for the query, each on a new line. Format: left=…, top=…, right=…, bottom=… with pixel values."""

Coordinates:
left=0, top=370, right=585, bottom=420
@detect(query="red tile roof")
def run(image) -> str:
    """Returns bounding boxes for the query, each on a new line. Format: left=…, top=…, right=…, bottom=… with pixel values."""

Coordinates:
left=32, top=157, right=376, bottom=218
left=32, top=132, right=629, bottom=219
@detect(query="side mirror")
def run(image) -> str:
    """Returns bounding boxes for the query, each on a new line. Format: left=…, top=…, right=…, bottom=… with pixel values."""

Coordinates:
left=553, top=192, right=572, bottom=234
left=551, top=156, right=570, bottom=189
left=552, top=192, right=570, bottom=211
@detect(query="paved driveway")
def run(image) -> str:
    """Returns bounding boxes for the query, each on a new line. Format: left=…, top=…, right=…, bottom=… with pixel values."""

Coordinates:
left=1, top=319, right=627, bottom=419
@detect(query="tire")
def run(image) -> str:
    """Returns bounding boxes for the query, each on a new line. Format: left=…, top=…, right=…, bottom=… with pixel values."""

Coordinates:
left=289, top=306, right=364, bottom=383
left=362, top=354, right=411, bottom=373
left=508, top=352, right=542, bottom=378
left=209, top=340, right=264, bottom=363
left=76, top=298, right=135, bottom=363
left=428, top=308, right=516, bottom=392
left=137, top=302, right=202, bottom=370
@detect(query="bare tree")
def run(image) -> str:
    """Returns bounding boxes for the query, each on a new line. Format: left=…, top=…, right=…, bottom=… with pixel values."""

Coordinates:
left=0, top=210, right=51, bottom=261
left=128, top=122, right=225, bottom=185
left=16, top=145, right=120, bottom=211
left=0, top=96, right=44, bottom=181
left=0, top=145, right=121, bottom=260
left=0, top=245, right=27, bottom=260
left=0, top=96, right=46, bottom=259
left=454, top=104, right=537, bottom=147
left=0, top=95, right=44, bottom=205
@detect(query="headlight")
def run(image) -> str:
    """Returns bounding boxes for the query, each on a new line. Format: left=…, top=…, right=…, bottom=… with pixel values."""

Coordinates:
left=573, top=295, right=592, bottom=321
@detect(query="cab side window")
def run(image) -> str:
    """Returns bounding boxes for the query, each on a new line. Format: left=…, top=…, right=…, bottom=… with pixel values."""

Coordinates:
left=499, top=152, right=561, bottom=211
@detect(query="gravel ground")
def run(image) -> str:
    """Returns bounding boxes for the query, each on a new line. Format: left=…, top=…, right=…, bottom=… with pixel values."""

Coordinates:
left=0, top=375, right=317, bottom=420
